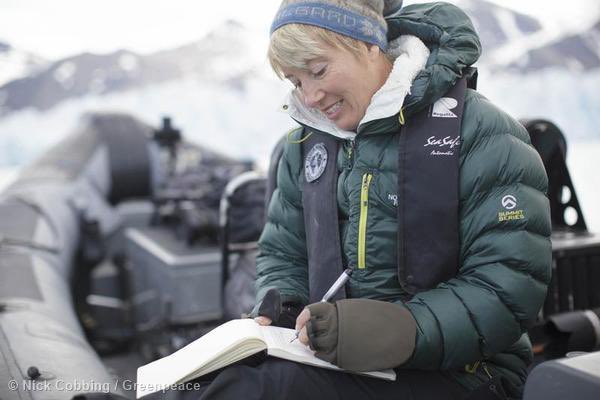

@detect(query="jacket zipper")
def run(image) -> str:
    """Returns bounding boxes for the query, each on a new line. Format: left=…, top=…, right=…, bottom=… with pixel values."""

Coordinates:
left=346, top=139, right=355, bottom=170
left=358, top=172, right=372, bottom=269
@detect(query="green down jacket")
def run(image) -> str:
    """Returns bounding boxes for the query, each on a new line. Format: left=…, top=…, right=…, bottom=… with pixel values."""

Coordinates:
left=256, top=1, right=552, bottom=394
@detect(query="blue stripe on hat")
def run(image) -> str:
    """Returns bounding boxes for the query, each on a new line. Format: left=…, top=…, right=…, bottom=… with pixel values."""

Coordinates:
left=270, top=2, right=387, bottom=50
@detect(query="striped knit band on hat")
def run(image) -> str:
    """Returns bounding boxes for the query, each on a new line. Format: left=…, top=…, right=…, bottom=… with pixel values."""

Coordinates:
left=270, top=0, right=391, bottom=50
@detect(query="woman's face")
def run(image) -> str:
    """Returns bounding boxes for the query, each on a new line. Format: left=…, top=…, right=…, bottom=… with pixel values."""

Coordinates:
left=281, top=43, right=389, bottom=131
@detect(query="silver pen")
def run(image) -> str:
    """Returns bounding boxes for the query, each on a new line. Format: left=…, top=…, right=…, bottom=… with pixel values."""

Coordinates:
left=320, top=268, right=353, bottom=303
left=290, top=268, right=353, bottom=343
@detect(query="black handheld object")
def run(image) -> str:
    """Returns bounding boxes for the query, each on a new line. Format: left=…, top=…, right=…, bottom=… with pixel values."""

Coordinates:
left=255, top=288, right=302, bottom=329
left=257, top=288, right=282, bottom=322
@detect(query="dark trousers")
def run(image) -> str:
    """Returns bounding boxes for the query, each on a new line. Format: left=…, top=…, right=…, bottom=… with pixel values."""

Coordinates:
left=151, top=358, right=469, bottom=400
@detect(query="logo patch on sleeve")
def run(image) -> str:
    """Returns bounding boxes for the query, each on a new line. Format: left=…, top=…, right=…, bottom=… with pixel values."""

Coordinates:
left=498, top=195, right=525, bottom=222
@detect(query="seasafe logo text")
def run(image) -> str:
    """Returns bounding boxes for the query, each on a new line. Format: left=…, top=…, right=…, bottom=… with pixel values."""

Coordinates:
left=424, top=135, right=461, bottom=156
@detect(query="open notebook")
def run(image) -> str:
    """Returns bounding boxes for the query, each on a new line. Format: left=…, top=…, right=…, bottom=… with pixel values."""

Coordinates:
left=136, top=319, right=396, bottom=398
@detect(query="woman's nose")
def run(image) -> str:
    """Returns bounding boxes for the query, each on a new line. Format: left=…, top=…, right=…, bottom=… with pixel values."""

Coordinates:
left=302, top=81, right=324, bottom=108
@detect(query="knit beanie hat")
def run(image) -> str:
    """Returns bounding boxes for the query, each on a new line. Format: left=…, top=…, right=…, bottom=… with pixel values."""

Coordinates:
left=270, top=0, right=403, bottom=50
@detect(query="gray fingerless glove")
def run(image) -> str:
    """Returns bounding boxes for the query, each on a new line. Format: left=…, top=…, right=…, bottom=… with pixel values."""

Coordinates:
left=306, top=299, right=417, bottom=371
left=306, top=302, right=338, bottom=363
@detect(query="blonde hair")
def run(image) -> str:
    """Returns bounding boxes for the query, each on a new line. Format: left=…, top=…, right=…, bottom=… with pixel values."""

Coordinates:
left=268, top=23, right=368, bottom=79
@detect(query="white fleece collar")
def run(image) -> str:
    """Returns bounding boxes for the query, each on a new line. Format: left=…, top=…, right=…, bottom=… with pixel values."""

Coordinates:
left=280, top=35, right=430, bottom=139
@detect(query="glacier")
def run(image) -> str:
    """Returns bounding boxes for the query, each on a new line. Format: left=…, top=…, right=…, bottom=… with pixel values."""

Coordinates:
left=0, top=64, right=598, bottom=232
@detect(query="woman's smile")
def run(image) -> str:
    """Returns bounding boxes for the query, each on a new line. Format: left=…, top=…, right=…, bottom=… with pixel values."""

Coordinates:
left=322, top=99, right=344, bottom=119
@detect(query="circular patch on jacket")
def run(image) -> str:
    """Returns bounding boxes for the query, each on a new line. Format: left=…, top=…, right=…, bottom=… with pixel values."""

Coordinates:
left=304, top=143, right=328, bottom=183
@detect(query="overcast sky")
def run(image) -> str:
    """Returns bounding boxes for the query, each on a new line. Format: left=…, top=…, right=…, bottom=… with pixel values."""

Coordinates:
left=0, top=0, right=597, bottom=60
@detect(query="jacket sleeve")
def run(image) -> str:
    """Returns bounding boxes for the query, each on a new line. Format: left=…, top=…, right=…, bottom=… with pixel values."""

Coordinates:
left=255, top=129, right=309, bottom=307
left=402, top=92, right=553, bottom=370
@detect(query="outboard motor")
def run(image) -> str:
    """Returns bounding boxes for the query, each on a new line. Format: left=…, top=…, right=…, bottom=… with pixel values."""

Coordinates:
left=125, top=117, right=253, bottom=359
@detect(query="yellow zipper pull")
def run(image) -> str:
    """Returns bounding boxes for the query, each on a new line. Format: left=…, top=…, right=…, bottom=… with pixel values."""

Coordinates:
left=358, top=173, right=373, bottom=269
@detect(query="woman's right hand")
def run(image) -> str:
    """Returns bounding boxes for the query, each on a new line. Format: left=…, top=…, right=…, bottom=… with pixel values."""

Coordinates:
left=254, top=316, right=272, bottom=326
left=252, top=288, right=279, bottom=326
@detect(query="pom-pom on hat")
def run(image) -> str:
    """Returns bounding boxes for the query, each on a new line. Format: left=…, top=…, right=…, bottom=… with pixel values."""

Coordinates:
left=270, top=0, right=403, bottom=51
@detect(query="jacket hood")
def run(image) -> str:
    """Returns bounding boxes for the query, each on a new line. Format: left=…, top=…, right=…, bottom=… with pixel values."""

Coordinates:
left=388, top=2, right=481, bottom=116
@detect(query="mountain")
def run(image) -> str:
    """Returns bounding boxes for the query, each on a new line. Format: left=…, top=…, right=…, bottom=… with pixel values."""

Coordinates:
left=456, top=0, right=542, bottom=53
left=0, top=2, right=579, bottom=118
left=504, top=19, right=600, bottom=73
left=0, top=1, right=598, bottom=148
left=0, top=20, right=288, bottom=169
left=0, top=20, right=265, bottom=117
left=0, top=40, right=47, bottom=87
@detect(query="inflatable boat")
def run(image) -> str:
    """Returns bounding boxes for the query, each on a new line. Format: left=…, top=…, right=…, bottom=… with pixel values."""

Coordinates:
left=0, top=113, right=262, bottom=400
left=0, top=114, right=599, bottom=400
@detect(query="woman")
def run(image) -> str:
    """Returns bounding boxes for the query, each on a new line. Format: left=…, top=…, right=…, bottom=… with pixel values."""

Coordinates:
left=199, top=1, right=551, bottom=399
